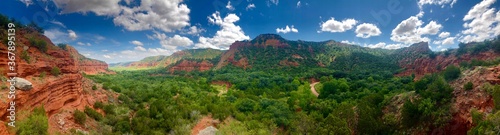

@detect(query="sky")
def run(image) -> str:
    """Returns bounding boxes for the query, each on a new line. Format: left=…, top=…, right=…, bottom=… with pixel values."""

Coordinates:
left=1, top=0, right=499, bottom=63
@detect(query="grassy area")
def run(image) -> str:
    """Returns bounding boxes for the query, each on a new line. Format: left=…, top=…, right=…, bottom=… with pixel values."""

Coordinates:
left=211, top=84, right=228, bottom=96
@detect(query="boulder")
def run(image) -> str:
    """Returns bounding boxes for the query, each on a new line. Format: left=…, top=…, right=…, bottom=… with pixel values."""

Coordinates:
left=14, top=77, right=33, bottom=90
left=198, top=126, right=218, bottom=135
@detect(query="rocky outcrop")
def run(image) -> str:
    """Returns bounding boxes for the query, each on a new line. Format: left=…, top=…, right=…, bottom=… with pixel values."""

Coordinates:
left=14, top=77, right=32, bottom=91
left=65, top=45, right=110, bottom=75
left=0, top=29, right=114, bottom=134
left=395, top=42, right=499, bottom=79
left=169, top=60, right=214, bottom=72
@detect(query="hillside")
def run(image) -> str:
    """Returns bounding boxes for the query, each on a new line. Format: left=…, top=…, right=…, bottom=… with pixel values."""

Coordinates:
left=109, top=48, right=223, bottom=71
left=0, top=23, right=116, bottom=134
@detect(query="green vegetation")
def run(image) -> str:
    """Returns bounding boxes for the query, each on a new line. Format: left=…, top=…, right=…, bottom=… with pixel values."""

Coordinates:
left=57, top=43, right=67, bottom=50
left=84, top=106, right=103, bottom=121
left=465, top=81, right=474, bottom=91
left=17, top=107, right=48, bottom=135
left=51, top=66, right=61, bottom=76
left=20, top=50, right=30, bottom=63
left=74, top=110, right=86, bottom=125
left=443, top=65, right=461, bottom=81
left=29, top=37, right=48, bottom=53
left=92, top=85, right=97, bottom=90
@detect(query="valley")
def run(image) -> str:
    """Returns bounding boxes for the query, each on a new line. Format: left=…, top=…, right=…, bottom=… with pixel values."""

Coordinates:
left=1, top=14, right=500, bottom=135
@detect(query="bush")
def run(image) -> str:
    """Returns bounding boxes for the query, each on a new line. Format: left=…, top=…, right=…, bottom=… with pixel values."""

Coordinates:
left=29, top=37, right=48, bottom=53
left=74, top=110, right=86, bottom=125
left=39, top=72, right=46, bottom=79
left=84, top=106, right=103, bottom=121
left=51, top=66, right=61, bottom=76
left=443, top=65, right=461, bottom=81
left=57, top=43, right=67, bottom=50
left=20, top=50, right=30, bottom=63
left=17, top=107, right=48, bottom=135
left=103, top=104, right=115, bottom=115
left=464, top=82, right=474, bottom=91
left=92, top=85, right=97, bottom=90
left=94, top=101, right=104, bottom=109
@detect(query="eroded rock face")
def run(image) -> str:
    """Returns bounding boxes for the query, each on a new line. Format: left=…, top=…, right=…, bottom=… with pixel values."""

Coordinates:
left=0, top=29, right=113, bottom=134
left=397, top=50, right=500, bottom=80
left=14, top=77, right=32, bottom=91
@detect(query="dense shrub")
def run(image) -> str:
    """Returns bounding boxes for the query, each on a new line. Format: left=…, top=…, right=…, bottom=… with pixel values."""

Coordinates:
left=51, top=66, right=61, bottom=76
left=443, top=65, right=461, bottom=81
left=84, top=106, right=103, bottom=121
left=103, top=104, right=115, bottom=115
left=464, top=82, right=474, bottom=91
left=74, top=110, right=86, bottom=125
left=29, top=37, right=48, bottom=53
left=17, top=107, right=48, bottom=135
left=94, top=101, right=104, bottom=109
left=92, top=85, right=97, bottom=90
left=20, top=50, right=30, bottom=63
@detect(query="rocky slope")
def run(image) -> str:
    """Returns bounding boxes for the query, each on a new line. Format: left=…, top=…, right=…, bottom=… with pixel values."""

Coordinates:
left=0, top=29, right=114, bottom=134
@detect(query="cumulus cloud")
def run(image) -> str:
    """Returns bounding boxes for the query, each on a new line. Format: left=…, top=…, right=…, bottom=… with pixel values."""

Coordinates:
left=438, top=32, right=450, bottom=38
left=418, top=0, right=457, bottom=8
left=276, top=25, right=298, bottom=34
left=226, top=1, right=235, bottom=11
left=113, top=0, right=190, bottom=32
left=246, top=3, right=256, bottom=10
left=151, top=32, right=194, bottom=50
left=319, top=18, right=357, bottom=33
left=130, top=40, right=144, bottom=46
left=390, top=15, right=442, bottom=44
left=340, top=40, right=359, bottom=45
left=51, top=0, right=122, bottom=15
left=459, top=0, right=500, bottom=43
left=68, top=30, right=78, bottom=40
left=364, top=42, right=406, bottom=49
left=195, top=12, right=250, bottom=50
left=355, top=23, right=382, bottom=38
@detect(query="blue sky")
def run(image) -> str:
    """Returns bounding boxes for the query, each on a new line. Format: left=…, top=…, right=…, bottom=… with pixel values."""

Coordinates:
left=1, top=0, right=499, bottom=63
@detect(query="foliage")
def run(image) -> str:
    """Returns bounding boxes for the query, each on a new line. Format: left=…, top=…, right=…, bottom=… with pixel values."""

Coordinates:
left=74, top=110, right=86, bottom=125
left=29, top=37, right=48, bottom=53
left=443, top=65, right=461, bottom=81
left=20, top=50, right=30, bottom=63
left=92, top=85, right=97, bottom=90
left=17, top=107, right=48, bottom=135
left=464, top=81, right=474, bottom=91
left=57, top=43, right=67, bottom=50
left=94, top=101, right=104, bottom=109
left=51, top=66, right=61, bottom=76
left=84, top=106, right=103, bottom=121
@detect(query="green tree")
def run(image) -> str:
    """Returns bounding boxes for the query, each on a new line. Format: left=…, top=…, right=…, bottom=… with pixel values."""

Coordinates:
left=443, top=65, right=461, bottom=81
left=74, top=110, right=86, bottom=125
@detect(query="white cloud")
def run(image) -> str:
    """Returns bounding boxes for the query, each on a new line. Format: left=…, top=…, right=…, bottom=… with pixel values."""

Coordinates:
left=113, top=0, right=190, bottom=32
left=390, top=15, right=442, bottom=44
left=134, top=46, right=147, bottom=51
left=246, top=3, right=256, bottom=10
left=186, top=26, right=204, bottom=36
left=355, top=23, right=382, bottom=38
left=68, top=30, right=78, bottom=40
left=365, top=42, right=406, bottom=49
left=438, top=32, right=450, bottom=38
left=226, top=1, right=235, bottom=11
left=418, top=0, right=457, bottom=8
left=459, top=0, right=500, bottom=43
left=276, top=25, right=298, bottom=34
left=267, top=0, right=279, bottom=6
left=340, top=40, right=358, bottom=45
left=130, top=40, right=144, bottom=46
left=44, top=29, right=79, bottom=43
left=418, top=21, right=442, bottom=35
left=152, top=32, right=194, bottom=50
left=103, top=55, right=112, bottom=59
left=441, top=37, right=455, bottom=45
left=77, top=42, right=91, bottom=46
left=320, top=18, right=357, bottom=33
left=19, top=0, right=33, bottom=6
left=195, top=12, right=250, bottom=50
left=297, top=1, right=301, bottom=8
left=52, top=0, right=122, bottom=15
left=77, top=42, right=85, bottom=46
left=50, top=20, right=66, bottom=28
